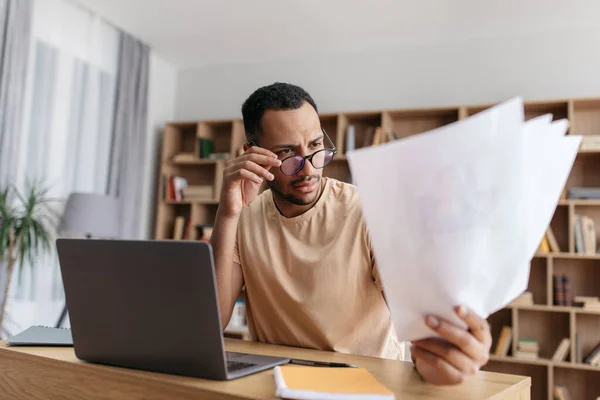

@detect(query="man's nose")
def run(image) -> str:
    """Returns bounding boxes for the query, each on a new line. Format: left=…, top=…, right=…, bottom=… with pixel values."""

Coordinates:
left=296, top=155, right=316, bottom=177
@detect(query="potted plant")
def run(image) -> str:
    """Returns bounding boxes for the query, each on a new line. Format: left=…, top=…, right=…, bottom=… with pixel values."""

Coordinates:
left=0, top=183, right=59, bottom=336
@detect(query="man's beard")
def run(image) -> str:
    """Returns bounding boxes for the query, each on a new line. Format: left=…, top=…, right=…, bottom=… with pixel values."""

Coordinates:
left=268, top=175, right=322, bottom=206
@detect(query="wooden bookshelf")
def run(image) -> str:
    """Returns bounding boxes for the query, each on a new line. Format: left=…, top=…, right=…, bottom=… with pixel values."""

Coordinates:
left=155, top=97, right=600, bottom=397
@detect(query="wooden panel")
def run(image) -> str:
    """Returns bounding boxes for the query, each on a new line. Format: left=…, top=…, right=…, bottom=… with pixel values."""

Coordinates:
left=481, top=361, right=545, bottom=400
left=518, top=310, right=570, bottom=359
left=465, top=104, right=493, bottom=117
left=571, top=98, right=600, bottom=135
left=553, top=258, right=600, bottom=300
left=523, top=101, right=568, bottom=122
left=574, top=313, right=600, bottom=365
left=387, top=108, right=459, bottom=139
left=527, top=258, right=548, bottom=305
left=230, top=120, right=246, bottom=158
left=549, top=205, right=569, bottom=253
left=554, top=366, right=600, bottom=399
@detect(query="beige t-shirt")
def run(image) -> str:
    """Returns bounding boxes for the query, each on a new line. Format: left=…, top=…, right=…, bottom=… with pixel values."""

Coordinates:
left=233, top=178, right=402, bottom=360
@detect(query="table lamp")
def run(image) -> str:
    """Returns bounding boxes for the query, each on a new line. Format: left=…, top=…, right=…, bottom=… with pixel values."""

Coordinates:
left=55, top=193, right=119, bottom=327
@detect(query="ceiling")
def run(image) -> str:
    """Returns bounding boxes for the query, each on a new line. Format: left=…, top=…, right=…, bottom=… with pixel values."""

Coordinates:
left=73, top=0, right=600, bottom=70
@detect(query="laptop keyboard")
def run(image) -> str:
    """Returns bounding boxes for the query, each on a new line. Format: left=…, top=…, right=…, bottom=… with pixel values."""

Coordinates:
left=227, top=360, right=256, bottom=372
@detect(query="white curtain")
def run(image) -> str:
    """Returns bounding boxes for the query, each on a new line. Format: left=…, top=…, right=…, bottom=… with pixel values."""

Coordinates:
left=4, top=0, right=119, bottom=336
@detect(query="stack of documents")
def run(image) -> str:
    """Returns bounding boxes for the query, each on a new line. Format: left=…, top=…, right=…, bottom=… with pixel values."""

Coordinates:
left=347, top=98, right=581, bottom=341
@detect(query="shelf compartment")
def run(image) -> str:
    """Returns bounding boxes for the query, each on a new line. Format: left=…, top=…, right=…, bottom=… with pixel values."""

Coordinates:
left=565, top=152, right=600, bottom=190
left=384, top=107, right=459, bottom=140
left=198, top=120, right=234, bottom=156
left=162, top=123, right=199, bottom=163
left=553, top=258, right=600, bottom=303
left=554, top=365, right=600, bottom=400
left=518, top=309, right=570, bottom=360
left=573, top=204, right=600, bottom=255
left=155, top=203, right=192, bottom=240
left=482, top=361, right=547, bottom=400
left=340, top=112, right=382, bottom=153
left=571, top=98, right=600, bottom=136
left=489, top=308, right=513, bottom=356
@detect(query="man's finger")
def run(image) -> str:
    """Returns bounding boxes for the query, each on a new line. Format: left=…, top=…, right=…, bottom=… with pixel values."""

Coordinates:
left=244, top=145, right=279, bottom=159
left=425, top=315, right=486, bottom=365
left=412, top=338, right=479, bottom=375
left=456, top=305, right=491, bottom=347
left=411, top=346, right=465, bottom=385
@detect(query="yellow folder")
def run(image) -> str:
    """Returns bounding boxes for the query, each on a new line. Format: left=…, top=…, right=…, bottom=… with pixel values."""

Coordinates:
left=274, top=365, right=395, bottom=400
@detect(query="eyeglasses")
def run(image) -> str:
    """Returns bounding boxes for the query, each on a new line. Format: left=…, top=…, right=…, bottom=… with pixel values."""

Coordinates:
left=249, top=128, right=337, bottom=176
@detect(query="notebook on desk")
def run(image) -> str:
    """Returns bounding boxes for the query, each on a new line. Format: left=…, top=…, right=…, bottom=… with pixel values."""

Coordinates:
left=274, top=365, right=395, bottom=400
left=7, top=326, right=73, bottom=346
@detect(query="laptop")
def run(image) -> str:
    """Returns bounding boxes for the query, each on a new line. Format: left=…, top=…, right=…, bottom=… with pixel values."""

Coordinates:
left=55, top=238, right=289, bottom=380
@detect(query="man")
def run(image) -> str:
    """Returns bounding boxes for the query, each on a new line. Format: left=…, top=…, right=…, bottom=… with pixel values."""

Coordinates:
left=210, top=82, right=491, bottom=385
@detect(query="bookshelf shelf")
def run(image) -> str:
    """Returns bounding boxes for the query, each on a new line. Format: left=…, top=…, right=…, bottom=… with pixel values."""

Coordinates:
left=155, top=97, right=600, bottom=396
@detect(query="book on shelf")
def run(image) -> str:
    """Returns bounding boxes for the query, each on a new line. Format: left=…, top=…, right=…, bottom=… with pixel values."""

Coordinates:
left=573, top=296, right=600, bottom=310
left=345, top=125, right=356, bottom=152
left=195, top=224, right=214, bottom=242
left=509, top=291, right=533, bottom=307
left=575, top=332, right=582, bottom=363
left=553, top=274, right=571, bottom=306
left=182, top=185, right=214, bottom=200
left=584, top=342, right=600, bottom=366
left=197, top=138, right=214, bottom=158
left=574, top=214, right=597, bottom=255
left=516, top=339, right=539, bottom=359
left=553, top=385, right=572, bottom=400
left=552, top=338, right=570, bottom=362
left=173, top=216, right=186, bottom=240
left=546, top=226, right=561, bottom=252
left=567, top=187, right=600, bottom=200
left=493, top=326, right=512, bottom=356
left=207, top=152, right=230, bottom=160
left=538, top=234, right=551, bottom=253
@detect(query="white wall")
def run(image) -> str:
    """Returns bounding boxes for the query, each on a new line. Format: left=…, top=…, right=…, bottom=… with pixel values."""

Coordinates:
left=174, top=25, right=600, bottom=120
left=140, top=53, right=177, bottom=239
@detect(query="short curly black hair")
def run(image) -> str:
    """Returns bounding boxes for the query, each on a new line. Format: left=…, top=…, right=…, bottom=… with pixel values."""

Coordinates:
left=241, top=82, right=318, bottom=143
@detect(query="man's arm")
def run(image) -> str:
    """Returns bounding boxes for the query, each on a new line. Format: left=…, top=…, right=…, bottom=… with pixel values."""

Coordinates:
left=210, top=212, right=244, bottom=329
left=210, top=146, right=281, bottom=329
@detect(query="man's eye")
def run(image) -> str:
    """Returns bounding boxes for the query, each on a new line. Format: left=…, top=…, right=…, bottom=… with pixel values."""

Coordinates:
left=310, top=142, right=323, bottom=148
left=277, top=149, right=292, bottom=156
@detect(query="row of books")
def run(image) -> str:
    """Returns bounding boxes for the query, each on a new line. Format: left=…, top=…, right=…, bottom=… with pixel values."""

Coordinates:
left=574, top=214, right=597, bottom=255
left=163, top=175, right=214, bottom=201
left=172, top=216, right=213, bottom=241
left=493, top=325, right=600, bottom=366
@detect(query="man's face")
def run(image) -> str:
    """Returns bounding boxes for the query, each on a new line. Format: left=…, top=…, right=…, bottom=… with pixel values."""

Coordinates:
left=258, top=102, right=325, bottom=206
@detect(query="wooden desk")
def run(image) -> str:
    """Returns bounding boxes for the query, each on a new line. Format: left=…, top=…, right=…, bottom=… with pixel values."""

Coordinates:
left=0, top=339, right=529, bottom=399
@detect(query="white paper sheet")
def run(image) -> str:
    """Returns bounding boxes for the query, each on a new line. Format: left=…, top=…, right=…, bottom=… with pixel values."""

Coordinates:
left=347, top=98, right=581, bottom=341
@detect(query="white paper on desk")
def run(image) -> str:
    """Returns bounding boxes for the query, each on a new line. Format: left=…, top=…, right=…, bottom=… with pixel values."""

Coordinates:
left=347, top=98, right=581, bottom=341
